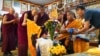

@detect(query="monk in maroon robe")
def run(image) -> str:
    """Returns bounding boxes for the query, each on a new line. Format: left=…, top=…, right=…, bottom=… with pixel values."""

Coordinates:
left=36, top=7, right=49, bottom=37
left=2, top=8, right=17, bottom=56
left=18, top=10, right=37, bottom=56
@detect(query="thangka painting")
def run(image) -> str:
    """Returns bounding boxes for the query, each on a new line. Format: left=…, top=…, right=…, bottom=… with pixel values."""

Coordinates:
left=2, top=0, right=12, bottom=11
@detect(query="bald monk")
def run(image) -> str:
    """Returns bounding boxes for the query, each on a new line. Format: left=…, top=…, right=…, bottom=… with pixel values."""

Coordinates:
left=18, top=9, right=38, bottom=56
left=2, top=8, right=17, bottom=56
left=36, top=6, right=49, bottom=37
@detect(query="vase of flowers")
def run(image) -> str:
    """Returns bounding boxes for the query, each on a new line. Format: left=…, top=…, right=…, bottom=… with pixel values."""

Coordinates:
left=45, top=20, right=61, bottom=40
left=45, top=20, right=66, bottom=56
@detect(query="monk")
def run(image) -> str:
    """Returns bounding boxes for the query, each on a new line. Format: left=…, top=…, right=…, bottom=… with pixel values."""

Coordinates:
left=18, top=9, right=38, bottom=56
left=36, top=6, right=49, bottom=37
left=36, top=6, right=49, bottom=26
left=2, top=8, right=17, bottom=56
left=55, top=11, right=83, bottom=53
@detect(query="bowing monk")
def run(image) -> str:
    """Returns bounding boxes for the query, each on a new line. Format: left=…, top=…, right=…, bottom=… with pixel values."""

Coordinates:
left=18, top=9, right=38, bottom=56
left=36, top=6, right=49, bottom=37
left=55, top=11, right=83, bottom=53
left=2, top=8, right=17, bottom=56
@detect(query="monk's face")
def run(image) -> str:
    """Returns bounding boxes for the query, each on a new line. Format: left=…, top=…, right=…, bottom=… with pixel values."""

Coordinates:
left=67, top=12, right=74, bottom=21
left=32, top=10, right=37, bottom=16
left=9, top=8, right=15, bottom=15
left=76, top=8, right=84, bottom=17
left=40, top=8, right=45, bottom=13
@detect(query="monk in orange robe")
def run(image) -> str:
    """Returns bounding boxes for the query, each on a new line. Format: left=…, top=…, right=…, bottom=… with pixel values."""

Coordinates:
left=55, top=11, right=83, bottom=53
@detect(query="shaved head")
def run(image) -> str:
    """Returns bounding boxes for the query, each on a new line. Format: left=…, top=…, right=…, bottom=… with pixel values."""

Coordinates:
left=9, top=8, right=15, bottom=14
left=31, top=9, right=38, bottom=16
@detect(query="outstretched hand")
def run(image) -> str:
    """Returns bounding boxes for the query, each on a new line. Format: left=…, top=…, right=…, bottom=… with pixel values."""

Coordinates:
left=67, top=28, right=79, bottom=35
left=73, top=29, right=79, bottom=34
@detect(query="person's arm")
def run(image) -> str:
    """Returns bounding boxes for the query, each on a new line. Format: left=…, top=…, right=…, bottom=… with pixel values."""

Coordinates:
left=86, top=26, right=96, bottom=33
left=75, top=10, right=94, bottom=34
left=22, top=13, right=27, bottom=26
left=2, top=15, right=15, bottom=24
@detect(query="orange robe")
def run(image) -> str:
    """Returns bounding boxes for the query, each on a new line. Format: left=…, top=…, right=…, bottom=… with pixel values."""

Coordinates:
left=73, top=19, right=89, bottom=53
left=56, top=19, right=82, bottom=47
left=27, top=19, right=42, bottom=56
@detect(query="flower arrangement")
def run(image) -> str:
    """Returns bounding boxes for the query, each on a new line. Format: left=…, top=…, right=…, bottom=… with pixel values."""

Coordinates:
left=45, top=20, right=66, bottom=56
left=49, top=44, right=66, bottom=56
left=45, top=20, right=61, bottom=40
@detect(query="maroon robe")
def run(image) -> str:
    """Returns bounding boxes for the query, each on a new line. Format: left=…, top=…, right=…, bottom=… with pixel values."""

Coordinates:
left=63, top=13, right=67, bottom=24
left=13, top=19, right=18, bottom=47
left=2, top=13, right=16, bottom=52
left=18, top=11, right=33, bottom=56
left=36, top=13, right=49, bottom=37
left=36, top=13, right=49, bottom=26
